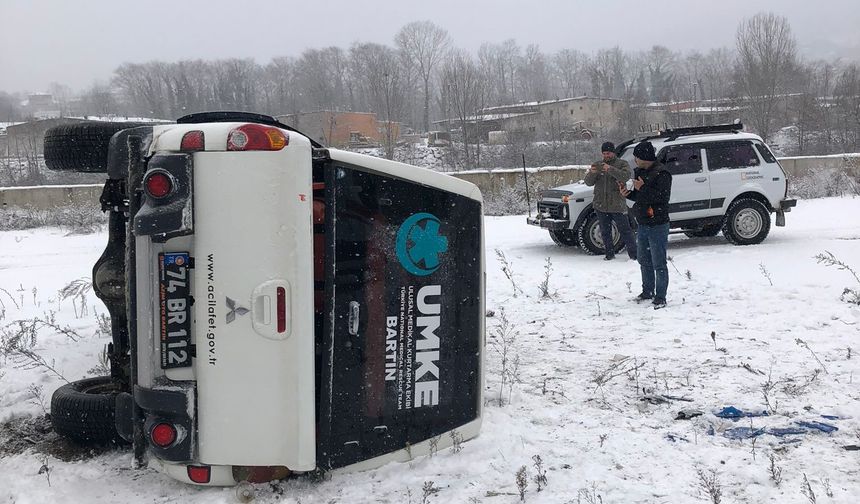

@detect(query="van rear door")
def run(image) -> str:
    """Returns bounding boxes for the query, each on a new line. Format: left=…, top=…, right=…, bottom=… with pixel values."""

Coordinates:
left=318, top=161, right=483, bottom=470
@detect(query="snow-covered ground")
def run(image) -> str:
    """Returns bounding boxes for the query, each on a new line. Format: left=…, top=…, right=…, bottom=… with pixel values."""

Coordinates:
left=1, top=197, right=859, bottom=503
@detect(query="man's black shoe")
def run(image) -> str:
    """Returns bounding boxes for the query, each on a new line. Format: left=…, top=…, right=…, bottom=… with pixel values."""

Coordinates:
left=604, top=255, right=615, bottom=261
left=652, top=297, right=667, bottom=307
left=635, top=292, right=653, bottom=302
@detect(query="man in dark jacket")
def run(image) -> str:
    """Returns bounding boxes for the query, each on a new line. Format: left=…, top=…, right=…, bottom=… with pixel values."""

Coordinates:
left=619, top=141, right=672, bottom=307
left=584, top=141, right=636, bottom=260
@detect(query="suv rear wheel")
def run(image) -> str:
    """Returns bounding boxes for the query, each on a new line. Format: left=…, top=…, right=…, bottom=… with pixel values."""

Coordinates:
left=577, top=212, right=624, bottom=255
left=722, top=198, right=771, bottom=245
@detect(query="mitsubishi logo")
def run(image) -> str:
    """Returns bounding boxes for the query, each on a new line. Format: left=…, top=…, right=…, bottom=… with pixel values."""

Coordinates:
left=225, top=297, right=249, bottom=324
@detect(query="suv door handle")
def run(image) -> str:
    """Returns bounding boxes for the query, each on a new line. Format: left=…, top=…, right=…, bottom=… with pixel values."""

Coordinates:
left=695, top=177, right=707, bottom=183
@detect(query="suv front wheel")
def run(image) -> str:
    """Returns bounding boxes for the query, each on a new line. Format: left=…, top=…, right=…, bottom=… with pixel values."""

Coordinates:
left=722, top=198, right=771, bottom=245
left=549, top=229, right=578, bottom=246
left=577, top=212, right=625, bottom=255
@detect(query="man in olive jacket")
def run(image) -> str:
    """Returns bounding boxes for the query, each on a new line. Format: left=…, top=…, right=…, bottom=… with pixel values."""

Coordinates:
left=620, top=140, right=673, bottom=307
left=584, top=141, right=636, bottom=260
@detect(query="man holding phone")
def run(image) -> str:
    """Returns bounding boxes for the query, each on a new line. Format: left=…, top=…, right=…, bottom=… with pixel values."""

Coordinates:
left=619, top=140, right=673, bottom=307
left=584, top=141, right=636, bottom=261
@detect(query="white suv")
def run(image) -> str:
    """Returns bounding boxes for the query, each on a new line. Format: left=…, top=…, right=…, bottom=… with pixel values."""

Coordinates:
left=44, top=112, right=485, bottom=485
left=527, top=123, right=797, bottom=253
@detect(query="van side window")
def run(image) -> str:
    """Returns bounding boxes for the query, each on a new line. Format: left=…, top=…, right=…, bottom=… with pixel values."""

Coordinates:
left=706, top=141, right=761, bottom=170
left=660, top=145, right=703, bottom=175
left=753, top=142, right=778, bottom=163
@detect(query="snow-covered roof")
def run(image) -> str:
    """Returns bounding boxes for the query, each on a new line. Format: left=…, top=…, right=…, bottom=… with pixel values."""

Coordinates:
left=481, top=95, right=619, bottom=112
left=0, top=122, right=25, bottom=135
left=432, top=111, right=537, bottom=125
left=72, top=115, right=169, bottom=123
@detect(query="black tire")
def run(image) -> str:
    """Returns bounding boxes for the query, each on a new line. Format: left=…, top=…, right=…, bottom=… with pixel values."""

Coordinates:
left=50, top=376, right=126, bottom=445
left=44, top=122, right=143, bottom=173
left=577, top=212, right=625, bottom=255
left=683, top=223, right=722, bottom=238
left=549, top=229, right=578, bottom=246
left=722, top=198, right=771, bottom=245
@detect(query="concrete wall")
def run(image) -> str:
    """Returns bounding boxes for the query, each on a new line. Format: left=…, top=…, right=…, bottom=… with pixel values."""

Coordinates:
left=775, top=154, right=860, bottom=177
left=2, top=153, right=857, bottom=211
left=0, top=184, right=102, bottom=209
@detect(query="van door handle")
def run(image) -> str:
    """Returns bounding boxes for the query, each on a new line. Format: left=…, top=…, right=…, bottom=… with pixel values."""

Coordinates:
left=348, top=301, right=360, bottom=335
left=695, top=177, right=707, bottom=183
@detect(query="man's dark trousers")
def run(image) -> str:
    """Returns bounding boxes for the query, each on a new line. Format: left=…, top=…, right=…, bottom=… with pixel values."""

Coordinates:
left=636, top=222, right=669, bottom=298
left=596, top=210, right=637, bottom=259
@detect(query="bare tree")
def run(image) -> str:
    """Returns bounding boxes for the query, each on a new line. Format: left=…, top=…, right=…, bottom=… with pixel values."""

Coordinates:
left=646, top=45, right=678, bottom=104
left=735, top=12, right=798, bottom=141
left=349, top=43, right=406, bottom=158
left=395, top=21, right=451, bottom=133
left=478, top=39, right=521, bottom=106
left=441, top=50, right=485, bottom=168
left=516, top=44, right=550, bottom=102
left=551, top=49, right=589, bottom=99
left=79, top=82, right=118, bottom=117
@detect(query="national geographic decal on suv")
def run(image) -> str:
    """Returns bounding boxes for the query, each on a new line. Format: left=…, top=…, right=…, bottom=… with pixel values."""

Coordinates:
left=321, top=165, right=482, bottom=469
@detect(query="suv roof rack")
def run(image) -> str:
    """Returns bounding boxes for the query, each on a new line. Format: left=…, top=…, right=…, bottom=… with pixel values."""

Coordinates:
left=177, top=111, right=323, bottom=148
left=616, top=122, right=744, bottom=154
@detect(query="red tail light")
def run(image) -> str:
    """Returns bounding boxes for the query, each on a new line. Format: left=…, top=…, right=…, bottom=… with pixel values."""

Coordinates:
left=144, top=171, right=174, bottom=199
left=150, top=422, right=177, bottom=447
left=187, top=465, right=211, bottom=484
left=180, top=130, right=205, bottom=151
left=227, top=124, right=288, bottom=151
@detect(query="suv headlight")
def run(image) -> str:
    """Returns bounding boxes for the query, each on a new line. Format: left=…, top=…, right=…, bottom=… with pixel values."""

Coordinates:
left=561, top=206, right=569, bottom=219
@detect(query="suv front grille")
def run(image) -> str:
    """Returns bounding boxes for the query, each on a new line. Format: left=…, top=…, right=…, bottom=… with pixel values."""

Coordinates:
left=538, top=201, right=565, bottom=219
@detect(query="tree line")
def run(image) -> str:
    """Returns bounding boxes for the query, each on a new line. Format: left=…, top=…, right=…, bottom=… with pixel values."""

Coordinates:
left=1, top=13, right=859, bottom=155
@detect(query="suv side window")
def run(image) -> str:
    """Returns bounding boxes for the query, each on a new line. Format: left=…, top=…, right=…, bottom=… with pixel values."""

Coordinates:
left=753, top=142, right=778, bottom=164
left=706, top=141, right=761, bottom=170
left=659, top=145, right=703, bottom=175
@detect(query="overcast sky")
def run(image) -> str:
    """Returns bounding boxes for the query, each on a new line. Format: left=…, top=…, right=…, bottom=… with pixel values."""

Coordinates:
left=1, top=0, right=859, bottom=93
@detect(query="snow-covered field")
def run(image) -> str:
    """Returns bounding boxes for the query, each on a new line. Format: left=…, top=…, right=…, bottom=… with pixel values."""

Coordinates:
left=1, top=197, right=859, bottom=503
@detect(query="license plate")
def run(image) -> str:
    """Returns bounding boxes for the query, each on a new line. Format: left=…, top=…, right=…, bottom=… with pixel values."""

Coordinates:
left=159, top=252, right=191, bottom=368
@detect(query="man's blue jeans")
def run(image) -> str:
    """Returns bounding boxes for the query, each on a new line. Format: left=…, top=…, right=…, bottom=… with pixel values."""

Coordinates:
left=637, top=222, right=670, bottom=299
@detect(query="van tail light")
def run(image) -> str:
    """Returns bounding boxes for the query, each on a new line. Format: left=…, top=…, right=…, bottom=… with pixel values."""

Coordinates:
left=180, top=130, right=205, bottom=151
left=150, top=422, right=177, bottom=447
left=227, top=124, right=288, bottom=151
left=187, top=465, right=211, bottom=484
left=144, top=171, right=174, bottom=199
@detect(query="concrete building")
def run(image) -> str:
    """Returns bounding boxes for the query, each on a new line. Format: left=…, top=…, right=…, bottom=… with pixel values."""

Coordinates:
left=436, top=96, right=625, bottom=143
left=277, top=111, right=401, bottom=148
